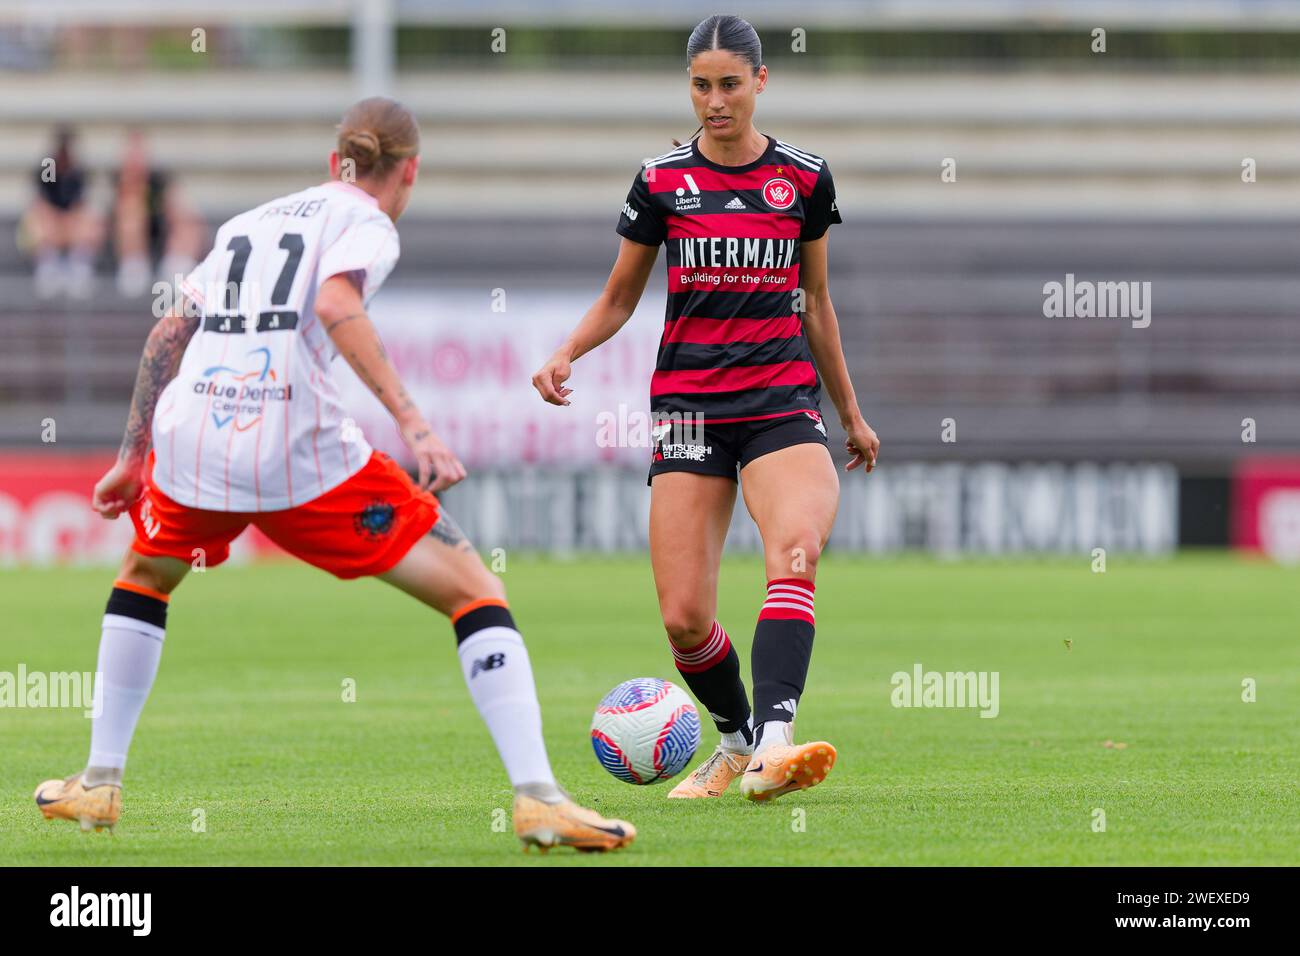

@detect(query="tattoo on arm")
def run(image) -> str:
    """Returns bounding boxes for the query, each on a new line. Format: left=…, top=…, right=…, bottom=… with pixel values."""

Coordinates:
left=428, top=510, right=472, bottom=552
left=322, top=311, right=367, bottom=333
left=349, top=347, right=385, bottom=397
left=120, top=313, right=199, bottom=461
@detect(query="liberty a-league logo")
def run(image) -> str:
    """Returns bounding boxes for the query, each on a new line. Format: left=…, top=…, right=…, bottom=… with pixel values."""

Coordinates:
left=353, top=501, right=395, bottom=540
left=762, top=176, right=797, bottom=211
left=470, top=652, right=506, bottom=678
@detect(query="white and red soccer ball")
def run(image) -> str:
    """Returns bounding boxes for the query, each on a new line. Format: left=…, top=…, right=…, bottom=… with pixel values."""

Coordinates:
left=590, top=678, right=701, bottom=785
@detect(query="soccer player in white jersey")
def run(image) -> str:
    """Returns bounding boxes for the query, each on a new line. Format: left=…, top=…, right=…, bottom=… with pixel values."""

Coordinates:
left=33, top=98, right=634, bottom=853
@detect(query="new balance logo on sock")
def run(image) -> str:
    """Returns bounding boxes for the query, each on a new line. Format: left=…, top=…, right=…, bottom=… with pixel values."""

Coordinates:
left=724, top=197, right=746, bottom=209
left=470, top=653, right=506, bottom=678
left=773, top=698, right=798, bottom=715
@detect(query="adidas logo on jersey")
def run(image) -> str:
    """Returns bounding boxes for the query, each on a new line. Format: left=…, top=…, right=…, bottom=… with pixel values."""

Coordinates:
left=773, top=698, right=798, bottom=715
left=724, top=197, right=746, bottom=210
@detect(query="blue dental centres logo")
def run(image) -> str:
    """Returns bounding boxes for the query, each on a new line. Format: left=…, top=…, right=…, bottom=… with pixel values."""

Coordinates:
left=193, top=347, right=293, bottom=430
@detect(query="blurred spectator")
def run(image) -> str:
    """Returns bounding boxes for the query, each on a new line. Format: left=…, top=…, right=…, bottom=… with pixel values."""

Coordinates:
left=112, top=129, right=206, bottom=297
left=25, top=126, right=103, bottom=300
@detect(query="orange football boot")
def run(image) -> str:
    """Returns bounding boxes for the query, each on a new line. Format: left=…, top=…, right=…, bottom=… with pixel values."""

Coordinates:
left=513, top=794, right=636, bottom=853
left=668, top=747, right=750, bottom=799
left=739, top=741, right=837, bottom=802
left=34, top=773, right=121, bottom=832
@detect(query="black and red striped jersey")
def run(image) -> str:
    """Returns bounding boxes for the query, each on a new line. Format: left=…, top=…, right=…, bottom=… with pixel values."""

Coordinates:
left=616, top=134, right=841, bottom=424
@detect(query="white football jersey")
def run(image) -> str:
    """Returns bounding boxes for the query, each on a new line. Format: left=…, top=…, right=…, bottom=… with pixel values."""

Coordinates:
left=151, top=180, right=400, bottom=511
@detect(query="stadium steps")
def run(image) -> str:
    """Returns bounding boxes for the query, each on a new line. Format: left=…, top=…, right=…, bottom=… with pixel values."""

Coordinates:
left=3, top=70, right=1300, bottom=217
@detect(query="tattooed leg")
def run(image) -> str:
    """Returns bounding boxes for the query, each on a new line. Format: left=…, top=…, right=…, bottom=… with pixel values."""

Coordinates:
left=378, top=507, right=503, bottom=613
left=428, top=509, right=473, bottom=553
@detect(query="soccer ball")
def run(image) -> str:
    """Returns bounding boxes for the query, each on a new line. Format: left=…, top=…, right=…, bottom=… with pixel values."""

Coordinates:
left=590, top=678, right=701, bottom=785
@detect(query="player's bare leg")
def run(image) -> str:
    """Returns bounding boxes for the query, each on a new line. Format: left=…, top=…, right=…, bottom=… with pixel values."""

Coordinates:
left=649, top=473, right=754, bottom=798
left=35, top=549, right=189, bottom=832
left=380, top=510, right=634, bottom=851
left=736, top=442, right=840, bottom=801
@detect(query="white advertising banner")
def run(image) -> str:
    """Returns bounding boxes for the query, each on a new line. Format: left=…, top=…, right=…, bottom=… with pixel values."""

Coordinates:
left=335, top=286, right=665, bottom=469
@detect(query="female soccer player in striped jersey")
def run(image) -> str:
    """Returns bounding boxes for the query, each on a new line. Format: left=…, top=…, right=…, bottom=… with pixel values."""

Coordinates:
left=533, top=16, right=880, bottom=802
left=34, top=98, right=633, bottom=853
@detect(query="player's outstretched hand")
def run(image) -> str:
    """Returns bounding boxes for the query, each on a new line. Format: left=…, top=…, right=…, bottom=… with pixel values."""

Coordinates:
left=401, top=421, right=467, bottom=493
left=92, top=458, right=145, bottom=519
left=844, top=417, right=880, bottom=473
left=531, top=352, right=574, bottom=406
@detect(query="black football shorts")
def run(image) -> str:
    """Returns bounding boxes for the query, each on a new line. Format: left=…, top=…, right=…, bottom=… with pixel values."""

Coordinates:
left=647, top=410, right=829, bottom=485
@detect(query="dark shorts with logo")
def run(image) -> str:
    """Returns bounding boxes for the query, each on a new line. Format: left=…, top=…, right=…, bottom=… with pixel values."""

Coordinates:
left=647, top=411, right=829, bottom=485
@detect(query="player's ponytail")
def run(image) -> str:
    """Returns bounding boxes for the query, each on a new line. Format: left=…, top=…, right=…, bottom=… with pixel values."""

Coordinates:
left=671, top=126, right=703, bottom=149
left=336, top=97, right=420, bottom=179
left=676, top=16, right=762, bottom=146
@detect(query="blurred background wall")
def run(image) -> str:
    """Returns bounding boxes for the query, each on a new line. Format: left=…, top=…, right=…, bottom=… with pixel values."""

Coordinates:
left=2, top=0, right=1298, bottom=562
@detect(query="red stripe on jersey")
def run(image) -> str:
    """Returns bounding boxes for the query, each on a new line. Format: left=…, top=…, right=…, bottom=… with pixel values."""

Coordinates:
left=664, top=313, right=802, bottom=345
left=223, top=403, right=237, bottom=511
left=282, top=338, right=293, bottom=505
left=194, top=335, right=232, bottom=506
left=312, top=392, right=324, bottom=498
left=253, top=401, right=263, bottom=510
left=651, top=361, right=817, bottom=396
left=668, top=266, right=798, bottom=293
left=666, top=213, right=801, bottom=241
left=655, top=408, right=812, bottom=426
left=646, top=164, right=818, bottom=197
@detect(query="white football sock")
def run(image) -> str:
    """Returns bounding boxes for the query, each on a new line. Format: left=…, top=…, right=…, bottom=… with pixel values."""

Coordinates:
left=754, top=719, right=793, bottom=756
left=722, top=717, right=754, bottom=754
left=456, top=627, right=557, bottom=789
left=87, top=613, right=165, bottom=773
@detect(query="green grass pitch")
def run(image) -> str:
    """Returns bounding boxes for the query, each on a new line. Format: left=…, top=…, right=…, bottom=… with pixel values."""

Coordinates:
left=2, top=553, right=1296, bottom=866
